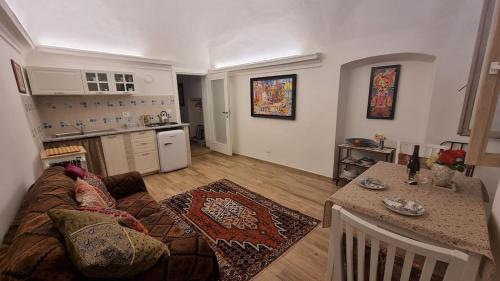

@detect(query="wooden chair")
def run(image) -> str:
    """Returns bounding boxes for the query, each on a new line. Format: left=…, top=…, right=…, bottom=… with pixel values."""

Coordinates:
left=395, top=141, right=448, bottom=167
left=326, top=205, right=469, bottom=281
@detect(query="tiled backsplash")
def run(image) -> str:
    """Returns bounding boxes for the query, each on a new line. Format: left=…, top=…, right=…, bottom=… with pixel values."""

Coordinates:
left=35, top=95, right=177, bottom=137
left=21, top=94, right=44, bottom=148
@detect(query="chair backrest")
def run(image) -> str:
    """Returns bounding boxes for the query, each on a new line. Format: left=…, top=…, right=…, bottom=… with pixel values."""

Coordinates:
left=329, top=205, right=469, bottom=281
left=395, top=141, right=448, bottom=165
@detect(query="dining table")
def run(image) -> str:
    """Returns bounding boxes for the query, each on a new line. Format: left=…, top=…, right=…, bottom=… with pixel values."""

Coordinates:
left=323, top=161, right=494, bottom=280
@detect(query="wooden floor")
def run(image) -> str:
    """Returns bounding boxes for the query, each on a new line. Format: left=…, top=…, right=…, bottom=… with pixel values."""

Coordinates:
left=144, top=152, right=339, bottom=281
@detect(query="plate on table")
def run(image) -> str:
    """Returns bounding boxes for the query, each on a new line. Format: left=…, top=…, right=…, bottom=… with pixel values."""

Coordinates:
left=383, top=196, right=425, bottom=216
left=357, top=177, right=385, bottom=190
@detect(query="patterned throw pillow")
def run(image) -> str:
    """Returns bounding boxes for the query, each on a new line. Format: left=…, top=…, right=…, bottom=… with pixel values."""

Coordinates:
left=75, top=179, right=108, bottom=208
left=64, top=163, right=87, bottom=179
left=78, top=207, right=149, bottom=234
left=82, top=172, right=116, bottom=208
left=47, top=209, right=169, bottom=278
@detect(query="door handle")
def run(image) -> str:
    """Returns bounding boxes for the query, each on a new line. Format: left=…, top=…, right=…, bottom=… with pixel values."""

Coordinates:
left=222, top=111, right=228, bottom=114
left=164, top=143, right=173, bottom=146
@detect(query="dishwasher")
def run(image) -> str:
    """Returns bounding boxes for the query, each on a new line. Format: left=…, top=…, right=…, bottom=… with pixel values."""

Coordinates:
left=157, top=130, right=188, bottom=172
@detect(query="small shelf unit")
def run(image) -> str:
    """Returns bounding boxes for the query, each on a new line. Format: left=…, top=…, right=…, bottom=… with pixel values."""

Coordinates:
left=335, top=143, right=395, bottom=186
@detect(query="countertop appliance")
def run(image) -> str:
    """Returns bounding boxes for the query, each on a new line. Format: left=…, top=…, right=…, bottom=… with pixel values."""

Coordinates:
left=157, top=130, right=188, bottom=172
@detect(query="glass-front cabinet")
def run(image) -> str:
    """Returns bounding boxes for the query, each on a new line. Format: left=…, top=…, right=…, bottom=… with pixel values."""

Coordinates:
left=113, top=73, right=135, bottom=94
left=82, top=71, right=111, bottom=94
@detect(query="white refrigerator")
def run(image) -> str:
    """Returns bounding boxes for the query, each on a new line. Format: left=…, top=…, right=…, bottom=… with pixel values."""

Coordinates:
left=157, top=130, right=188, bottom=172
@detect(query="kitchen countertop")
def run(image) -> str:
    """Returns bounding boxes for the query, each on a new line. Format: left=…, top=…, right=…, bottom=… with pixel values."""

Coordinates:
left=42, top=123, right=190, bottom=143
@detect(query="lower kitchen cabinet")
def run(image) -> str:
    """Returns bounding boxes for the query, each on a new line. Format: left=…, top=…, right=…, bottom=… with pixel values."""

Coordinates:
left=125, top=130, right=160, bottom=175
left=100, top=134, right=130, bottom=176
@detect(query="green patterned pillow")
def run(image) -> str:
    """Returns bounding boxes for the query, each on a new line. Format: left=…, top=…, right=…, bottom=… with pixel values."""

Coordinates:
left=47, top=209, right=169, bottom=278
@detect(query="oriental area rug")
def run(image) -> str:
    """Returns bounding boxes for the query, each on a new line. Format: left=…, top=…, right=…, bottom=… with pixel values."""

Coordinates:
left=160, top=179, right=320, bottom=281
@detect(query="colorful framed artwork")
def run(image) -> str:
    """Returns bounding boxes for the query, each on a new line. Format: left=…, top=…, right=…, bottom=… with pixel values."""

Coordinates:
left=11, top=59, right=27, bottom=94
left=366, top=65, right=401, bottom=119
left=250, top=74, right=297, bottom=120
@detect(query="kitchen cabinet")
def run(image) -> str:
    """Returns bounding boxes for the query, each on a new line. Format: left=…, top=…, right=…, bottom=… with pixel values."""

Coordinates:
left=125, top=130, right=159, bottom=174
left=101, top=134, right=130, bottom=176
left=112, top=72, right=136, bottom=94
left=27, top=67, right=85, bottom=95
left=82, top=71, right=111, bottom=94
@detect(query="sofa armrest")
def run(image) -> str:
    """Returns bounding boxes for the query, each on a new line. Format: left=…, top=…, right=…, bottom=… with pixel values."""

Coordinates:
left=101, top=171, right=147, bottom=199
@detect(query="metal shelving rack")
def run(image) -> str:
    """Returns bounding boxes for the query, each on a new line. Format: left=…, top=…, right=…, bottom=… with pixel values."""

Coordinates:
left=334, top=143, right=395, bottom=186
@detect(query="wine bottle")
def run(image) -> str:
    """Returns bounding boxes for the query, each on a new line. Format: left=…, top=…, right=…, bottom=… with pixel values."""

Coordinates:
left=407, top=145, right=420, bottom=185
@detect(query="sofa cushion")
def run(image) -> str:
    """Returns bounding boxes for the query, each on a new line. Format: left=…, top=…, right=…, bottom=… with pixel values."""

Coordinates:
left=116, top=191, right=162, bottom=220
left=78, top=207, right=149, bottom=234
left=82, top=172, right=116, bottom=208
left=74, top=178, right=108, bottom=208
left=48, top=209, right=168, bottom=278
left=64, top=163, right=86, bottom=179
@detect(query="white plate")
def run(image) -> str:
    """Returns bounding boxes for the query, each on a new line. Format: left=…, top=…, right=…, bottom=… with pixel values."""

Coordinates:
left=383, top=196, right=425, bottom=216
left=357, top=177, right=385, bottom=190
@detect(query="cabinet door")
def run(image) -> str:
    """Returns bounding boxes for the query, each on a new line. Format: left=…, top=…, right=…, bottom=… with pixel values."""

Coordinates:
left=82, top=71, right=111, bottom=94
left=112, top=72, right=136, bottom=94
left=27, top=67, right=85, bottom=95
left=101, top=134, right=130, bottom=176
left=134, top=151, right=159, bottom=174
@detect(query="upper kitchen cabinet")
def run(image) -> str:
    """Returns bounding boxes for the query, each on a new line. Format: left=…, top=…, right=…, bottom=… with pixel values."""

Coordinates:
left=27, top=67, right=85, bottom=95
left=112, top=72, right=136, bottom=94
left=135, top=68, right=174, bottom=95
left=82, top=71, right=111, bottom=94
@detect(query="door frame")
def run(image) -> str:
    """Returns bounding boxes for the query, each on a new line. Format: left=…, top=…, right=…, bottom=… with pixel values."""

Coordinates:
left=205, top=72, right=232, bottom=155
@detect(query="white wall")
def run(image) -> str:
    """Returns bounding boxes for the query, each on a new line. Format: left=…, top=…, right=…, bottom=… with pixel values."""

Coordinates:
left=230, top=61, right=336, bottom=176
left=338, top=55, right=435, bottom=147
left=0, top=30, right=41, bottom=241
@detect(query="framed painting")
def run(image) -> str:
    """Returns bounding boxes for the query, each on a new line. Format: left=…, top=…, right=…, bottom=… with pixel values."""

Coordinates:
left=250, top=74, right=296, bottom=120
left=11, top=59, right=27, bottom=94
left=366, top=65, right=401, bottom=119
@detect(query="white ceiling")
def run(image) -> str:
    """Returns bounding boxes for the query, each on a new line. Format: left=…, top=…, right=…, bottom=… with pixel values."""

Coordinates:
left=5, top=0, right=480, bottom=70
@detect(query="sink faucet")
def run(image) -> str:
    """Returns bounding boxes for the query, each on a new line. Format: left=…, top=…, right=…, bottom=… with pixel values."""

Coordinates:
left=68, top=124, right=85, bottom=135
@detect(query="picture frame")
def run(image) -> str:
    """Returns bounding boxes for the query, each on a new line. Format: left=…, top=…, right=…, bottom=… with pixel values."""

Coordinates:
left=250, top=74, right=297, bottom=120
left=366, top=64, right=401, bottom=120
left=11, top=59, right=27, bottom=94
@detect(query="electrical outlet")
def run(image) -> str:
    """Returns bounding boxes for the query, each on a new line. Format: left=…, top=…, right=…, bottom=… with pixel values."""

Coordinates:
left=121, top=111, right=131, bottom=118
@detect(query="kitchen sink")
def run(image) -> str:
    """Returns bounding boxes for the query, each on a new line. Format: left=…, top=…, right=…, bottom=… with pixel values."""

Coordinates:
left=145, top=122, right=178, bottom=127
left=54, top=129, right=117, bottom=138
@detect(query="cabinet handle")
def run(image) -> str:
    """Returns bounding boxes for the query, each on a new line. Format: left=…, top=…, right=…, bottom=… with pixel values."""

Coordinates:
left=140, top=142, right=148, bottom=145
left=164, top=142, right=173, bottom=146
left=142, top=152, right=150, bottom=156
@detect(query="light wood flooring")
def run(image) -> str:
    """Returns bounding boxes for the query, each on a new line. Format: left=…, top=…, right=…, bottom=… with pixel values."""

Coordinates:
left=144, top=152, right=339, bottom=281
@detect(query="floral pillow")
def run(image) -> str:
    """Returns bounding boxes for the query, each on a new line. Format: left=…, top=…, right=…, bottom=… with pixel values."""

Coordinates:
left=75, top=179, right=108, bottom=208
left=78, top=207, right=148, bottom=235
left=82, top=172, right=116, bottom=208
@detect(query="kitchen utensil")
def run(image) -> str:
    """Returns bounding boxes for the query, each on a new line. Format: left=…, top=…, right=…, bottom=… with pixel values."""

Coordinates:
left=157, top=111, right=169, bottom=124
left=140, top=115, right=154, bottom=126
